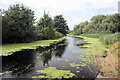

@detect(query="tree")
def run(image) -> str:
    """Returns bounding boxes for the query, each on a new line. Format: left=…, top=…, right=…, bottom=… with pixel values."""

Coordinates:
left=90, top=15, right=106, bottom=24
left=73, top=13, right=120, bottom=34
left=2, top=3, right=36, bottom=43
left=73, top=21, right=88, bottom=34
left=100, top=14, right=120, bottom=33
left=38, top=11, right=54, bottom=28
left=54, top=15, right=69, bottom=35
left=35, top=11, right=56, bottom=40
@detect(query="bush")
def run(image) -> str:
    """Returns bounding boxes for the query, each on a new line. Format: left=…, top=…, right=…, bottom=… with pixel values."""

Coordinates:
left=54, top=29, right=64, bottom=38
left=81, top=33, right=104, bottom=38
left=99, top=33, right=119, bottom=45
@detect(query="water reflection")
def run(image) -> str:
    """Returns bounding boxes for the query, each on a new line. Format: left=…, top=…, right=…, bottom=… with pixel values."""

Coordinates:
left=2, top=50, right=35, bottom=76
left=2, top=37, right=97, bottom=78
left=54, top=45, right=66, bottom=58
left=37, top=40, right=67, bottom=67
left=41, top=52, right=52, bottom=67
left=2, top=39, right=67, bottom=77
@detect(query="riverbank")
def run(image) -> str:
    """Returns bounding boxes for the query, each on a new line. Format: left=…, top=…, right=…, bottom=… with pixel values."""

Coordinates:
left=1, top=37, right=66, bottom=56
left=96, top=42, right=119, bottom=78
left=74, top=35, right=119, bottom=78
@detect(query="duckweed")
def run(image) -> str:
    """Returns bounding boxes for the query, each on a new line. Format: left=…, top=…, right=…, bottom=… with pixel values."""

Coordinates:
left=76, top=71, right=80, bottom=73
left=65, top=59, right=69, bottom=62
left=77, top=36, right=108, bottom=56
left=0, top=71, right=12, bottom=76
left=76, top=67, right=79, bottom=69
left=1, top=37, right=66, bottom=56
left=0, top=73, right=4, bottom=75
left=70, top=63, right=80, bottom=67
left=58, top=59, right=62, bottom=60
left=70, top=62, right=87, bottom=68
left=32, top=67, right=77, bottom=78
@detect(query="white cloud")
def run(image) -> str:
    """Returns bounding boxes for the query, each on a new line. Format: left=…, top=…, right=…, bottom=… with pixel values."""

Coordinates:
left=0, top=0, right=119, bottom=30
left=1, top=0, right=119, bottom=11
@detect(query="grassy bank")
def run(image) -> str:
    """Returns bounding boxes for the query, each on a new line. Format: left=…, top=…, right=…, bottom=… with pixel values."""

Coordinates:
left=75, top=35, right=119, bottom=78
left=1, top=37, right=66, bottom=56
left=96, top=42, right=119, bottom=78
left=75, top=34, right=119, bottom=78
left=81, top=32, right=119, bottom=45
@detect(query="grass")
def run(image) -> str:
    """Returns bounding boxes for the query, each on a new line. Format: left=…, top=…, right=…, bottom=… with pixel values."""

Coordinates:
left=76, top=36, right=108, bottom=56
left=1, top=37, right=66, bottom=56
left=78, top=34, right=119, bottom=78
left=81, top=32, right=119, bottom=45
left=72, top=34, right=119, bottom=78
left=99, top=33, right=119, bottom=45
left=96, top=42, right=119, bottom=78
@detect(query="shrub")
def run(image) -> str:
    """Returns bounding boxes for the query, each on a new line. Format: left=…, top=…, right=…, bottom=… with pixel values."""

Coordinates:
left=99, top=33, right=119, bottom=45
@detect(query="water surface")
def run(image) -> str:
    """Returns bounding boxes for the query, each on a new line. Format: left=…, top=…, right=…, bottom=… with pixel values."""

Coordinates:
left=2, top=37, right=98, bottom=78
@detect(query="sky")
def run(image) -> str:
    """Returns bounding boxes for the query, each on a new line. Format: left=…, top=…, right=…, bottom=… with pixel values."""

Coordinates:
left=0, top=0, right=119, bottom=30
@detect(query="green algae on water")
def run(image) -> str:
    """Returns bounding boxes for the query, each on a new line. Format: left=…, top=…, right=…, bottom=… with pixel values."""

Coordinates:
left=65, top=59, right=69, bottom=62
left=63, top=66, right=65, bottom=67
left=70, top=63, right=80, bottom=67
left=2, top=37, right=66, bottom=56
left=76, top=71, right=80, bottom=73
left=76, top=67, right=79, bottom=69
left=76, top=36, right=108, bottom=56
left=58, top=59, right=62, bottom=60
left=32, top=67, right=77, bottom=78
left=0, top=71, right=12, bottom=76
left=0, top=73, right=4, bottom=75
left=70, top=62, right=87, bottom=68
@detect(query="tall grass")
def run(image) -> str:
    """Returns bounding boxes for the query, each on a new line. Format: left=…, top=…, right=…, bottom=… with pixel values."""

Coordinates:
left=81, top=32, right=120, bottom=45
left=99, top=33, right=119, bottom=45
left=81, top=33, right=104, bottom=38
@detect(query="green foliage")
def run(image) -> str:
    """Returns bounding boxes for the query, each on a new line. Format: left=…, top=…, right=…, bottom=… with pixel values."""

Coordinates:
left=82, top=33, right=119, bottom=45
left=35, top=12, right=64, bottom=40
left=54, top=29, right=64, bottom=38
left=2, top=3, right=69, bottom=43
left=2, top=3, right=36, bottom=43
left=73, top=13, right=120, bottom=45
left=81, top=33, right=104, bottom=38
left=73, top=14, right=120, bottom=35
left=54, top=15, right=69, bottom=35
left=73, top=21, right=89, bottom=35
left=38, top=11, right=54, bottom=28
left=99, top=33, right=119, bottom=45
left=1, top=37, right=66, bottom=56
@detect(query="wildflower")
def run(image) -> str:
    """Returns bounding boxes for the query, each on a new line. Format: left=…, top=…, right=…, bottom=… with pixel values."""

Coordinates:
left=115, top=45, right=118, bottom=49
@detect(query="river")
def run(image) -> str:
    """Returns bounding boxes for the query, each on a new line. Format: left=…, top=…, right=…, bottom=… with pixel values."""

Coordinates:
left=1, top=37, right=98, bottom=79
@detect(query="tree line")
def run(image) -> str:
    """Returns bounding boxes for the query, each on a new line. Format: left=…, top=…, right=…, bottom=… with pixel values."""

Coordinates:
left=2, top=3, right=69, bottom=43
left=73, top=13, right=120, bottom=35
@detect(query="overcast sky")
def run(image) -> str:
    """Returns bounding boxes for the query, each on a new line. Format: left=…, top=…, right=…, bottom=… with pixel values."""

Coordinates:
left=0, top=0, right=119, bottom=30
